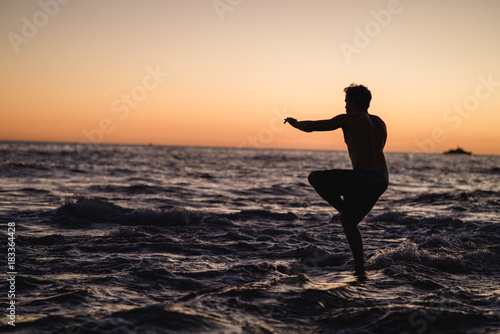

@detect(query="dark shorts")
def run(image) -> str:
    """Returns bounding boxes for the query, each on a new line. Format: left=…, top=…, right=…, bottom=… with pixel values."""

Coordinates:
left=312, top=169, right=388, bottom=223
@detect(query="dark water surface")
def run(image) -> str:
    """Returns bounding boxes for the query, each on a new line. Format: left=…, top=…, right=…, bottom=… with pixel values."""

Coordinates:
left=1, top=142, right=499, bottom=333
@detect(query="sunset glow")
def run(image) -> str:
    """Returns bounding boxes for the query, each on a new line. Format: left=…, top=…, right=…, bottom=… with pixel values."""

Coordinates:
left=1, top=0, right=499, bottom=154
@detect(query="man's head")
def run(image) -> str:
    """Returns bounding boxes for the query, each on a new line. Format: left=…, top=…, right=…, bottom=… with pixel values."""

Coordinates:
left=344, top=84, right=371, bottom=113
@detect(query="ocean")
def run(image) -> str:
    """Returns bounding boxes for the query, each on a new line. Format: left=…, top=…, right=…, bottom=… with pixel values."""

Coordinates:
left=1, top=141, right=499, bottom=333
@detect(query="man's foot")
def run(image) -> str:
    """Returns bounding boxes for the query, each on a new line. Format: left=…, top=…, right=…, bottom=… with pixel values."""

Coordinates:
left=354, top=269, right=367, bottom=282
left=354, top=263, right=365, bottom=276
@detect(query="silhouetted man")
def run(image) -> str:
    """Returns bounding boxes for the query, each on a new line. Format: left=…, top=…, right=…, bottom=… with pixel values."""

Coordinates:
left=285, top=84, right=388, bottom=275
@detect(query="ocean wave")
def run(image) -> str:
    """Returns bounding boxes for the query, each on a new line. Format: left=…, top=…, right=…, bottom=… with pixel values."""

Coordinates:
left=282, top=244, right=348, bottom=268
left=25, top=288, right=91, bottom=307
left=87, top=184, right=167, bottom=195
left=13, top=304, right=241, bottom=334
left=52, top=196, right=200, bottom=227
left=50, top=196, right=301, bottom=229
left=368, top=239, right=500, bottom=275
left=223, top=209, right=299, bottom=222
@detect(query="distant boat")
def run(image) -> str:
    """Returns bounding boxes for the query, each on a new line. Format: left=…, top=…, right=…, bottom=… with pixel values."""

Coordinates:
left=444, top=147, right=472, bottom=155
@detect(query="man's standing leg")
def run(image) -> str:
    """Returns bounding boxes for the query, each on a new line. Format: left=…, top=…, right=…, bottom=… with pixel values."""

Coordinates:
left=342, top=179, right=388, bottom=275
left=340, top=214, right=365, bottom=274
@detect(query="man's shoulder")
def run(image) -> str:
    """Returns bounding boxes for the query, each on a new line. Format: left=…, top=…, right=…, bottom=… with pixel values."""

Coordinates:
left=367, top=113, right=382, bottom=119
left=345, top=112, right=382, bottom=121
left=331, top=113, right=349, bottom=125
left=368, top=114, right=385, bottom=124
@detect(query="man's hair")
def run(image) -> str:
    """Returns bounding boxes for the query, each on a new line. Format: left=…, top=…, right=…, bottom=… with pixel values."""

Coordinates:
left=344, top=84, right=372, bottom=109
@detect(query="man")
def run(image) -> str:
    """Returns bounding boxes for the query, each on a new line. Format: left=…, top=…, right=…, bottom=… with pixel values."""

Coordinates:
left=285, top=84, right=388, bottom=275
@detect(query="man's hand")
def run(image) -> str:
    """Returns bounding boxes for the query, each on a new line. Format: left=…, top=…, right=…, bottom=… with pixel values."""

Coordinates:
left=284, top=117, right=298, bottom=126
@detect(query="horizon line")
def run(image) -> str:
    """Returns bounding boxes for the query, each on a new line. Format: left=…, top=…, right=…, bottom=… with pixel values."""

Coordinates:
left=0, top=139, right=495, bottom=156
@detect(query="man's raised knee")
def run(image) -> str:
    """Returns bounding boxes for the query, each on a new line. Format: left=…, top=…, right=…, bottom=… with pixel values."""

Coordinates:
left=308, top=171, right=317, bottom=186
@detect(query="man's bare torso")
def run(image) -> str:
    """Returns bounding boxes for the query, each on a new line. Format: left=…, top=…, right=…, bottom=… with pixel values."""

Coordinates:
left=342, top=112, right=387, bottom=172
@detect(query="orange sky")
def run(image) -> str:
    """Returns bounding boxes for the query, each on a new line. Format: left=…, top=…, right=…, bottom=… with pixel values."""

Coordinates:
left=1, top=0, right=499, bottom=154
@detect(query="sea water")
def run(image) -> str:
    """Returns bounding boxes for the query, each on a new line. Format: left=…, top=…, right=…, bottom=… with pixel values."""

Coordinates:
left=0, top=141, right=499, bottom=333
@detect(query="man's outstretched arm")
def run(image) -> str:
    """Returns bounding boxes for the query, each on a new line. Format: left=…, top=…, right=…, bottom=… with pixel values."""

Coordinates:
left=285, top=114, right=347, bottom=132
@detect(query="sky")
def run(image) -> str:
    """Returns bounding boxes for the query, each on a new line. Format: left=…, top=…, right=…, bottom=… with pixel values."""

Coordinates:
left=1, top=0, right=499, bottom=154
